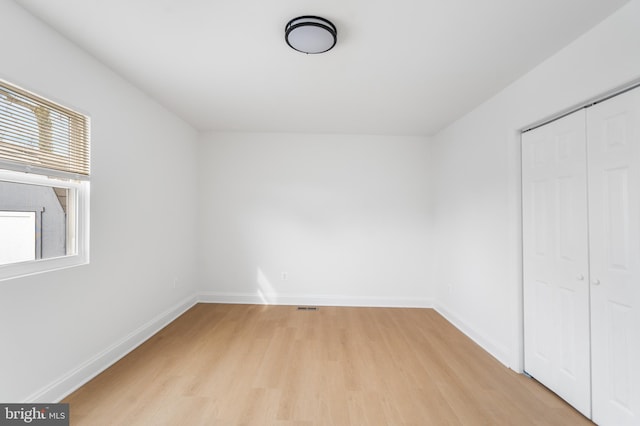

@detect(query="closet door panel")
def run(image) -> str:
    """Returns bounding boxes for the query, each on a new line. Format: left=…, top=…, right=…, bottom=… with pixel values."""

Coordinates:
left=522, top=109, right=591, bottom=417
left=588, top=87, right=640, bottom=425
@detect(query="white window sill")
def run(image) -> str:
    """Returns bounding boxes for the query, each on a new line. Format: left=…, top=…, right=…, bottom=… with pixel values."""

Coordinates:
left=0, top=254, right=89, bottom=282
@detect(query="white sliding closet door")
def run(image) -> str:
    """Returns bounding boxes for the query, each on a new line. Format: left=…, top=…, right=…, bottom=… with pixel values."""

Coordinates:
left=522, top=109, right=591, bottom=417
left=588, top=88, right=640, bottom=425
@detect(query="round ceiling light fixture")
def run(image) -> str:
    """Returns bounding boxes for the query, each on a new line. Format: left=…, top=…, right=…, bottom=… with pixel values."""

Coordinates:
left=285, top=16, right=337, bottom=54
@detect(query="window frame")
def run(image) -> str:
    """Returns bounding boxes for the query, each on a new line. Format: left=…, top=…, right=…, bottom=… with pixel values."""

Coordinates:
left=0, top=79, right=90, bottom=282
left=0, top=161, right=90, bottom=282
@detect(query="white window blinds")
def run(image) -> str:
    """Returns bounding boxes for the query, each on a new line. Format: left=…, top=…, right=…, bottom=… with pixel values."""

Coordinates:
left=0, top=80, right=90, bottom=179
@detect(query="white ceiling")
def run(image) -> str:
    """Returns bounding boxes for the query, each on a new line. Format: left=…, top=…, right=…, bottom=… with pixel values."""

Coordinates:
left=16, top=0, right=630, bottom=136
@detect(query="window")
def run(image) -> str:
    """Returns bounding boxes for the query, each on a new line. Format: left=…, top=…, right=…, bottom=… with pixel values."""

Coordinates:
left=0, top=80, right=89, bottom=281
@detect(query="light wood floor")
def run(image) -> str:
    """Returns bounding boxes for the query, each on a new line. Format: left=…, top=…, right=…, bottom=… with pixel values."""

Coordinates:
left=65, top=304, right=592, bottom=425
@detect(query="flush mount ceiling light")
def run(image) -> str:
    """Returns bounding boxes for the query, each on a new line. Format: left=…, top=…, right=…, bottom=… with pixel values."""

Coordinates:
left=285, top=16, right=337, bottom=54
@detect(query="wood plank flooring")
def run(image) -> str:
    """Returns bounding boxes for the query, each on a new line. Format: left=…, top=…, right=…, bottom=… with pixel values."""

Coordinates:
left=65, top=304, right=592, bottom=425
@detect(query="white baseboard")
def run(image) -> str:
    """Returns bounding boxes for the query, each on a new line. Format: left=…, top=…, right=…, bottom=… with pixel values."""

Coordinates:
left=198, top=291, right=434, bottom=309
left=434, top=303, right=512, bottom=368
left=24, top=294, right=198, bottom=403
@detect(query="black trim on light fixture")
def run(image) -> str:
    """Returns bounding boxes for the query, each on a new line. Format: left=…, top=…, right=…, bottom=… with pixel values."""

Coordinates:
left=285, top=16, right=337, bottom=54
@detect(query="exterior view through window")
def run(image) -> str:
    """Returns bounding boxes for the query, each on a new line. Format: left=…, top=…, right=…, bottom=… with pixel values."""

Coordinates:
left=0, top=181, right=74, bottom=265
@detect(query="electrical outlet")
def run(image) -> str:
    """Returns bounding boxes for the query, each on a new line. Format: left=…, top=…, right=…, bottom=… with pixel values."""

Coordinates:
left=173, top=277, right=178, bottom=288
left=281, top=272, right=288, bottom=281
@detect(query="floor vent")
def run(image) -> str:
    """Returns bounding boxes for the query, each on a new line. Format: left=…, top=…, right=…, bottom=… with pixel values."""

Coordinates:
left=297, top=306, right=319, bottom=311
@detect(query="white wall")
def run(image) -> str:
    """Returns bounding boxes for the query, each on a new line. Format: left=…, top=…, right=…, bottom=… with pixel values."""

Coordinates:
left=431, top=0, right=640, bottom=369
left=0, top=1, right=199, bottom=402
left=198, top=132, right=433, bottom=307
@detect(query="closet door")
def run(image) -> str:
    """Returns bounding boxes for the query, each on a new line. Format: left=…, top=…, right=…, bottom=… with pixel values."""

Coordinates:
left=522, top=109, right=591, bottom=417
left=588, top=87, right=640, bottom=425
